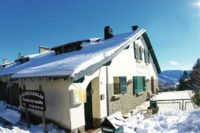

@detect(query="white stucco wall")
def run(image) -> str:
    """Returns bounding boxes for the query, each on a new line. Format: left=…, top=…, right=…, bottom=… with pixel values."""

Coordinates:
left=19, top=78, right=72, bottom=129
left=68, top=69, right=108, bottom=129
left=107, top=36, right=158, bottom=84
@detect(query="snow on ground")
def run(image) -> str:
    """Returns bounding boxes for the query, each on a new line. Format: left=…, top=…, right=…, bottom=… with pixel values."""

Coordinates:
left=0, top=91, right=199, bottom=133
left=123, top=109, right=200, bottom=133
left=121, top=90, right=199, bottom=133
left=0, top=101, right=66, bottom=133
left=0, top=108, right=21, bottom=124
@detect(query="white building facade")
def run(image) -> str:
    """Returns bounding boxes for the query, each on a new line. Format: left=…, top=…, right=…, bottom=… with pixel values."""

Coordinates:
left=0, top=26, right=161, bottom=132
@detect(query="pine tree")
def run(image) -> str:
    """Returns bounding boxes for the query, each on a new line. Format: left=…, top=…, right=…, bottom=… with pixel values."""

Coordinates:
left=177, top=70, right=190, bottom=91
left=190, top=58, right=200, bottom=89
left=191, top=58, right=200, bottom=107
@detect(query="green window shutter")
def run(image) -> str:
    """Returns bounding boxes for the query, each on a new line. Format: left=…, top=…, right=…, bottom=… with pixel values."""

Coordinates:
left=143, top=77, right=146, bottom=91
left=138, top=77, right=143, bottom=94
left=120, top=77, right=127, bottom=94
left=148, top=52, right=150, bottom=63
left=133, top=76, right=145, bottom=95
left=133, top=77, right=137, bottom=94
left=144, top=49, right=147, bottom=63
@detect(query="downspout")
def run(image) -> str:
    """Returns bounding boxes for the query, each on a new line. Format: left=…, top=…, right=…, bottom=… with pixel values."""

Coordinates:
left=106, top=66, right=109, bottom=116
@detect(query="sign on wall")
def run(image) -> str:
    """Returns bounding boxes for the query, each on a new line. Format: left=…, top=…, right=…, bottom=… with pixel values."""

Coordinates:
left=21, top=90, right=46, bottom=111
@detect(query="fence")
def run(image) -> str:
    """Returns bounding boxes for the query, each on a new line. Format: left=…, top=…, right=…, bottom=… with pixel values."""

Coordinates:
left=156, top=99, right=197, bottom=111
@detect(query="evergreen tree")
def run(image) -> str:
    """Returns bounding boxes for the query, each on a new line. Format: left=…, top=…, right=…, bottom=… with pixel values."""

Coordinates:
left=191, top=58, right=200, bottom=107
left=177, top=70, right=190, bottom=91
left=190, top=58, right=200, bottom=89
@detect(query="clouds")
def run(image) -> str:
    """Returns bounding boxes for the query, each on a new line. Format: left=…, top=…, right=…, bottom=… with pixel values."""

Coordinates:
left=169, top=61, right=179, bottom=66
left=192, top=1, right=200, bottom=17
left=193, top=1, right=200, bottom=7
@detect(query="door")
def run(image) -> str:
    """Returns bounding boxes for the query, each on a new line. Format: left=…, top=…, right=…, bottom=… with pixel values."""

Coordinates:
left=84, top=82, right=93, bottom=129
left=151, top=77, right=155, bottom=94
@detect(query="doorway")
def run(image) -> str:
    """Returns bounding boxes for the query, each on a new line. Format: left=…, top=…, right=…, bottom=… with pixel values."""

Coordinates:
left=84, top=82, right=93, bottom=129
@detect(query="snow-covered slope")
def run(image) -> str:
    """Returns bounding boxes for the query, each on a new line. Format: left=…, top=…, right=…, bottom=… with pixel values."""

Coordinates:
left=159, top=70, right=184, bottom=84
left=158, top=70, right=191, bottom=90
left=159, top=70, right=191, bottom=84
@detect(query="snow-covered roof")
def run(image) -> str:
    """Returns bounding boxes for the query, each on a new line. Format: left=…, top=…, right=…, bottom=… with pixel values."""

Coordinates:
left=0, top=28, right=160, bottom=80
left=0, top=51, right=55, bottom=76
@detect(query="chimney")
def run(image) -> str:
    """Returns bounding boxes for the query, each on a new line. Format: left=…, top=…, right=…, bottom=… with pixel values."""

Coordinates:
left=132, top=25, right=139, bottom=31
left=39, top=46, right=50, bottom=53
left=104, top=26, right=113, bottom=40
left=3, top=57, right=8, bottom=64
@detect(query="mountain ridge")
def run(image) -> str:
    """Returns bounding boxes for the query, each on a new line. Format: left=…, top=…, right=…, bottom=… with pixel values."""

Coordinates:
left=158, top=70, right=191, bottom=90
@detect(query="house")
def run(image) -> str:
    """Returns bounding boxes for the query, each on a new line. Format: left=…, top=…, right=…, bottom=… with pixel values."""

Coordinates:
left=0, top=26, right=161, bottom=132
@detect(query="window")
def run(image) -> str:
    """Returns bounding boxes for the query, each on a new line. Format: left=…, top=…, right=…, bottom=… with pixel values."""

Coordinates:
left=134, top=42, right=144, bottom=62
left=144, top=49, right=148, bottom=63
left=139, top=47, right=143, bottom=61
left=134, top=43, right=138, bottom=59
left=114, top=76, right=127, bottom=94
left=134, top=43, right=140, bottom=61
left=148, top=52, right=150, bottom=63
left=133, top=76, right=146, bottom=95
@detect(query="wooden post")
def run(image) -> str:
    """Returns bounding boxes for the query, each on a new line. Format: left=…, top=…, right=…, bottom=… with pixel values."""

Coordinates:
left=25, top=107, right=30, bottom=128
left=39, top=86, right=48, bottom=133
left=42, top=111, right=48, bottom=133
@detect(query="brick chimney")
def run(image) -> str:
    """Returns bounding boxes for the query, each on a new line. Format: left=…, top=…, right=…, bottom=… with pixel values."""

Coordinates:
left=132, top=25, right=139, bottom=31
left=104, top=26, right=113, bottom=40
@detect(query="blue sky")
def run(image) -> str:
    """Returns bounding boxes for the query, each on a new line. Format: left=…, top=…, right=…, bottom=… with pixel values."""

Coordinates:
left=0, top=0, right=199, bottom=71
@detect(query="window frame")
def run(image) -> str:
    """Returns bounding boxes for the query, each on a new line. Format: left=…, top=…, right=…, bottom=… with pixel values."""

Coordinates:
left=113, top=76, right=127, bottom=95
